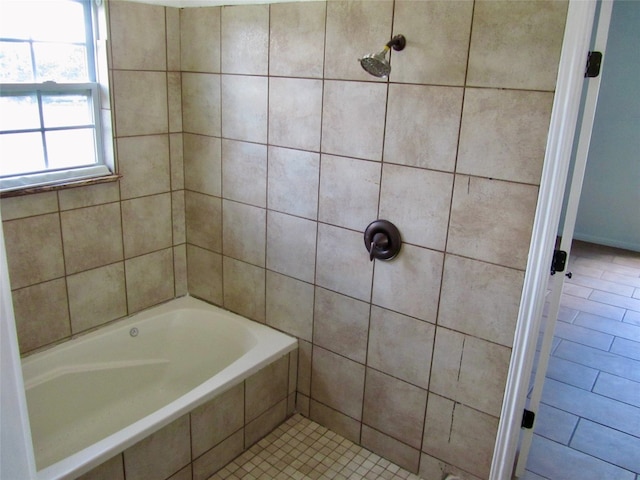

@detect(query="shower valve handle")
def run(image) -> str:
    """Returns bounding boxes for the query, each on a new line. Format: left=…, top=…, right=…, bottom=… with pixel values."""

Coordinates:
left=369, top=232, right=390, bottom=261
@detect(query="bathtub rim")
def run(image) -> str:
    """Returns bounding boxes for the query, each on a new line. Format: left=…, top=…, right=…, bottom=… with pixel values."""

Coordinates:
left=24, top=295, right=297, bottom=480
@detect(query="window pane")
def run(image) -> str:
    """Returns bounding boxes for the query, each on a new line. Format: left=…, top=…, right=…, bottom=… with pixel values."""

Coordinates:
left=29, top=1, right=87, bottom=43
left=34, top=43, right=89, bottom=82
left=46, top=128, right=96, bottom=170
left=0, top=132, right=45, bottom=176
left=0, top=41, right=34, bottom=83
left=0, top=2, right=34, bottom=40
left=42, top=92, right=92, bottom=128
left=0, top=94, right=41, bottom=131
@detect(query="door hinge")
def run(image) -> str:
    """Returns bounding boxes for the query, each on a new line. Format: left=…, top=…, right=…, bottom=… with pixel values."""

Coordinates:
left=551, top=249, right=567, bottom=275
left=522, top=409, right=536, bottom=429
left=585, top=51, right=603, bottom=78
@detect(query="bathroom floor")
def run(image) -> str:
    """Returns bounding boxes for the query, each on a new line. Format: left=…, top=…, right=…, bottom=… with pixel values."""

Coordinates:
left=523, top=240, right=640, bottom=479
left=209, top=414, right=424, bottom=480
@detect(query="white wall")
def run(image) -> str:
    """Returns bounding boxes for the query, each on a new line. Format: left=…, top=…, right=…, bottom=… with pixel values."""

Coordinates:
left=574, top=0, right=640, bottom=251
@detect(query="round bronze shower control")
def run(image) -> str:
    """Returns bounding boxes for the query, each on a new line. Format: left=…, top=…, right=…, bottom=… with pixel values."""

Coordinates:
left=364, top=220, right=402, bottom=261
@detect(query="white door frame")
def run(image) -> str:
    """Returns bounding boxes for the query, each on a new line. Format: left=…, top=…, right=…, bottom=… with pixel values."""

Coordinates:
left=489, top=1, right=598, bottom=478
left=513, top=0, right=613, bottom=475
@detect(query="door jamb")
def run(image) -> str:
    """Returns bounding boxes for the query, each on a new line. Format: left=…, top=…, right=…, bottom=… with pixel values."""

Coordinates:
left=489, top=2, right=598, bottom=478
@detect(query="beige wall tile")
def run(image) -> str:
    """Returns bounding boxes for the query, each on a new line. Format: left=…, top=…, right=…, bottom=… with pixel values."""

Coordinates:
left=0, top=192, right=58, bottom=220
left=125, top=249, right=175, bottom=313
left=183, top=134, right=222, bottom=197
left=430, top=328, right=511, bottom=417
left=67, top=263, right=127, bottom=333
left=187, top=245, right=222, bottom=305
left=297, top=339, right=312, bottom=396
left=180, top=7, right=221, bottom=73
left=245, top=355, right=289, bottom=422
left=61, top=203, right=123, bottom=274
left=384, top=84, right=463, bottom=172
left=58, top=183, right=120, bottom=211
left=362, top=369, right=427, bottom=449
left=124, top=415, right=190, bottom=480
left=3, top=213, right=64, bottom=289
left=165, top=7, right=181, bottom=72
left=266, top=272, right=314, bottom=342
left=221, top=75, right=268, bottom=143
left=316, top=223, right=373, bottom=302
left=324, top=0, right=393, bottom=82
left=173, top=245, right=188, bottom=297
left=391, top=0, right=473, bottom=86
left=313, top=287, right=369, bottom=364
left=321, top=81, right=387, bottom=161
left=122, top=194, right=173, bottom=258
left=309, top=400, right=361, bottom=444
left=222, top=140, right=267, bottom=207
left=170, top=133, right=184, bottom=191
left=109, top=1, right=166, bottom=71
left=458, top=88, right=554, bottom=185
left=447, top=175, right=538, bottom=270
left=266, top=211, right=316, bottom=283
left=220, top=5, right=269, bottom=75
left=467, top=1, right=568, bottom=90
left=319, top=155, right=381, bottom=231
left=222, top=256, right=265, bottom=322
left=269, top=78, right=323, bottom=152
left=12, top=279, right=70, bottom=354
left=185, top=191, right=222, bottom=253
left=172, top=190, right=186, bottom=244
left=222, top=201, right=265, bottom=267
left=269, top=2, right=326, bottom=78
left=267, top=146, right=319, bottom=220
left=422, top=393, right=499, bottom=479
left=167, top=72, right=183, bottom=133
left=367, top=306, right=434, bottom=389
left=419, top=453, right=484, bottom=480
left=379, top=164, right=453, bottom=251
left=182, top=73, right=221, bottom=137
left=113, top=71, right=168, bottom=137
left=244, top=399, right=287, bottom=448
left=76, top=454, right=124, bottom=480
left=361, top=425, right=420, bottom=474
left=439, top=255, right=525, bottom=347
left=117, top=135, right=171, bottom=200
left=372, top=244, right=443, bottom=323
left=191, top=383, right=243, bottom=458
left=311, top=346, right=365, bottom=421
left=167, top=466, right=191, bottom=480
left=192, top=429, right=243, bottom=480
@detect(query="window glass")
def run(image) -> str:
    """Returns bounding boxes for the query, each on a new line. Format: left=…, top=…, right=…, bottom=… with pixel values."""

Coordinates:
left=42, top=92, right=93, bottom=128
left=46, top=129, right=96, bottom=170
left=0, top=0, right=111, bottom=192
left=0, top=133, right=45, bottom=176
left=0, top=94, right=40, bottom=131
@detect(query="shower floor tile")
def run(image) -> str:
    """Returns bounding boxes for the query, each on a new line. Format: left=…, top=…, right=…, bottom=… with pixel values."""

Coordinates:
left=209, top=414, right=424, bottom=480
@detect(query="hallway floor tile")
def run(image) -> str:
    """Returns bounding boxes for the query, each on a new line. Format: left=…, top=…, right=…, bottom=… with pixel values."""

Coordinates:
left=524, top=241, right=640, bottom=479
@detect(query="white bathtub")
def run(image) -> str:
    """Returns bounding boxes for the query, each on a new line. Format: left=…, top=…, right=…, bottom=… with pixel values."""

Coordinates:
left=21, top=296, right=297, bottom=480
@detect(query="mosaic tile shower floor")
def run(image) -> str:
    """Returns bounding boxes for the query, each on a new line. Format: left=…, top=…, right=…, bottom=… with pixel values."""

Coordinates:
left=209, top=414, right=425, bottom=480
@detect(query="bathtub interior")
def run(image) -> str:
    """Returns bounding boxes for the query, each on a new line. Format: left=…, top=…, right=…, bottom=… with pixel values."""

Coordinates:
left=21, top=296, right=298, bottom=479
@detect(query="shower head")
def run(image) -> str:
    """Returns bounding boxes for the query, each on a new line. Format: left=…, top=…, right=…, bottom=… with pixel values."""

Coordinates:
left=359, top=34, right=406, bottom=78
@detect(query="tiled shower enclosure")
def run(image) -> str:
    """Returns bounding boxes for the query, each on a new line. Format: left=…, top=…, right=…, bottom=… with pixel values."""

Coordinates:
left=1, top=1, right=569, bottom=479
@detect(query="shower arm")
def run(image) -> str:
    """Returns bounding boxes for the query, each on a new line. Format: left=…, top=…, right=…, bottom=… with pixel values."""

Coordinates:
left=385, top=35, right=406, bottom=52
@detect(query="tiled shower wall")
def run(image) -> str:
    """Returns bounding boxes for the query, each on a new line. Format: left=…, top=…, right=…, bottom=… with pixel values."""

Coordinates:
left=0, top=1, right=569, bottom=479
left=178, top=1, right=567, bottom=479
left=1, top=3, right=186, bottom=354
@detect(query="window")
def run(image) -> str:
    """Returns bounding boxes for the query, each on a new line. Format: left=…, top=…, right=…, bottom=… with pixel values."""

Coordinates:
left=0, top=0, right=113, bottom=193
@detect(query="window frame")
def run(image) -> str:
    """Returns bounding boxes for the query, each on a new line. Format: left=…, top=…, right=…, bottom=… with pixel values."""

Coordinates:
left=0, top=0, right=115, bottom=195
